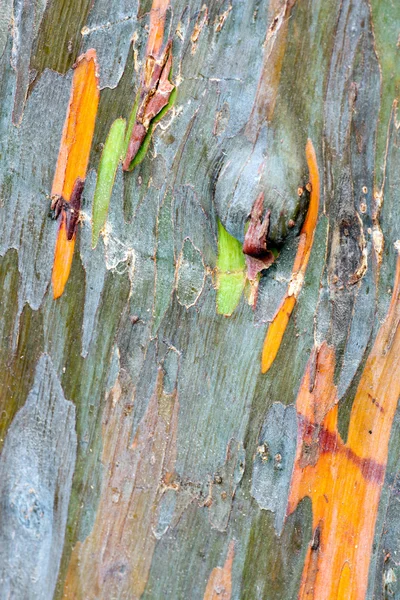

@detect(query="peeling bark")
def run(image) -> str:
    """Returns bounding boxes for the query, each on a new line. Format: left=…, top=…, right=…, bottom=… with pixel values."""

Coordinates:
left=1, top=0, right=400, bottom=599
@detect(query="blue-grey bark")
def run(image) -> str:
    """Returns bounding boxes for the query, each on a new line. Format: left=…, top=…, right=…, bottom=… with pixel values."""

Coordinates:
left=0, top=0, right=399, bottom=598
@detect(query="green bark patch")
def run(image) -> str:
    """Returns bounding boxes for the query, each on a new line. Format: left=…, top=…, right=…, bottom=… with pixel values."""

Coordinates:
left=0, top=250, right=44, bottom=449
left=241, top=498, right=311, bottom=600
left=370, top=0, right=400, bottom=189
left=216, top=219, right=246, bottom=316
left=92, top=117, right=126, bottom=248
left=30, top=0, right=93, bottom=79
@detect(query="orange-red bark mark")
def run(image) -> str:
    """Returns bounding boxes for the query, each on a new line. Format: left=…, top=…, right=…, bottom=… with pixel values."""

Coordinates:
left=261, top=139, right=320, bottom=373
left=123, top=0, right=173, bottom=171
left=287, top=253, right=400, bottom=599
left=147, top=0, right=170, bottom=57
left=203, top=541, right=235, bottom=600
left=52, top=216, right=76, bottom=300
left=51, top=50, right=99, bottom=299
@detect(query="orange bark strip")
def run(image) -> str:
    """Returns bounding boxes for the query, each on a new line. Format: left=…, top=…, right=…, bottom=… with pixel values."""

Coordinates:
left=292, top=139, right=320, bottom=274
left=346, top=252, right=400, bottom=463
left=52, top=215, right=76, bottom=300
left=51, top=50, right=99, bottom=299
left=287, top=254, right=400, bottom=600
left=261, top=295, right=296, bottom=373
left=147, top=0, right=170, bottom=57
left=261, top=139, right=320, bottom=373
left=203, top=541, right=235, bottom=600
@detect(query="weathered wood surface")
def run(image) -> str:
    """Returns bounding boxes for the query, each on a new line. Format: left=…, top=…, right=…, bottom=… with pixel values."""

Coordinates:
left=0, top=0, right=399, bottom=598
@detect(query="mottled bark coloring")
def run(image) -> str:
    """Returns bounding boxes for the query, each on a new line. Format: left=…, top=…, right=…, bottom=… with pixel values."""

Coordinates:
left=0, top=354, right=77, bottom=600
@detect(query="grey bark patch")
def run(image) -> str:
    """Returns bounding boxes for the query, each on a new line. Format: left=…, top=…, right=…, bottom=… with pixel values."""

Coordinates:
left=128, top=340, right=159, bottom=443
left=162, top=346, right=180, bottom=395
left=0, top=0, right=12, bottom=60
left=79, top=170, right=107, bottom=358
left=318, top=0, right=381, bottom=390
left=82, top=0, right=139, bottom=89
left=336, top=265, right=374, bottom=398
left=80, top=167, right=136, bottom=326
left=0, top=68, right=70, bottom=318
left=106, top=345, right=121, bottom=393
left=254, top=236, right=299, bottom=325
left=173, top=185, right=216, bottom=269
left=176, top=238, right=205, bottom=308
left=208, top=439, right=245, bottom=532
left=103, top=167, right=136, bottom=273
left=11, top=0, right=49, bottom=125
left=152, top=190, right=175, bottom=335
left=0, top=353, right=77, bottom=599
left=153, top=488, right=177, bottom=540
left=213, top=131, right=264, bottom=243
left=251, top=402, right=297, bottom=535
left=213, top=102, right=230, bottom=137
left=376, top=106, right=400, bottom=327
left=214, top=113, right=307, bottom=247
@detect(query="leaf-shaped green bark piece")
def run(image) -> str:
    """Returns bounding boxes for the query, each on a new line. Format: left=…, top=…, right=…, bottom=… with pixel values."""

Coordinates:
left=216, top=219, right=246, bottom=316
left=92, top=118, right=126, bottom=248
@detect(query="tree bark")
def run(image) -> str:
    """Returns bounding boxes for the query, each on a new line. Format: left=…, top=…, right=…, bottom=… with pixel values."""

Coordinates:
left=0, top=0, right=399, bottom=598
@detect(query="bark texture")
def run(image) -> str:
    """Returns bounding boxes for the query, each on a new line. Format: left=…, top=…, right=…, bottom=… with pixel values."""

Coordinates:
left=0, top=0, right=399, bottom=598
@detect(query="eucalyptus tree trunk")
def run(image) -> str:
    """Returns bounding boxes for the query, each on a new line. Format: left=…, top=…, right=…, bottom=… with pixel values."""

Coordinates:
left=0, top=0, right=399, bottom=599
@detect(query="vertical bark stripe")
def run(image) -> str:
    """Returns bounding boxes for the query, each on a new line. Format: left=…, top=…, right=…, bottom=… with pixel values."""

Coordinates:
left=287, top=253, right=400, bottom=599
left=261, top=138, right=320, bottom=373
left=51, top=50, right=99, bottom=299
